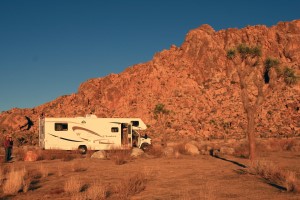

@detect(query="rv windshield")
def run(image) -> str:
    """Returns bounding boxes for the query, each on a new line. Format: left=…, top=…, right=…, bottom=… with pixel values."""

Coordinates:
left=131, top=121, right=140, bottom=127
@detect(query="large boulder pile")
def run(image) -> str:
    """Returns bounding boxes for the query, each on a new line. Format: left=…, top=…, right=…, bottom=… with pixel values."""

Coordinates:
left=0, top=20, right=299, bottom=142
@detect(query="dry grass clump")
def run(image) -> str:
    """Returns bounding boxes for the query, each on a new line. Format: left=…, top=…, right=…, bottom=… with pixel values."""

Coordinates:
left=108, top=148, right=131, bottom=165
left=2, top=167, right=28, bottom=195
left=70, top=161, right=87, bottom=172
left=62, top=154, right=76, bottom=161
left=40, top=149, right=63, bottom=160
left=249, top=160, right=299, bottom=192
left=235, top=138, right=300, bottom=156
left=64, top=177, right=83, bottom=194
left=69, top=181, right=109, bottom=200
left=22, top=176, right=31, bottom=193
left=266, top=138, right=299, bottom=152
left=146, top=145, right=163, bottom=157
left=32, top=149, right=83, bottom=161
left=0, top=167, right=5, bottom=186
left=64, top=169, right=153, bottom=200
left=38, top=164, right=49, bottom=178
left=173, top=142, right=189, bottom=155
left=14, top=147, right=44, bottom=161
left=57, top=165, right=63, bottom=177
left=115, top=172, right=148, bottom=199
left=36, top=149, right=46, bottom=160
left=86, top=181, right=109, bottom=200
left=233, top=142, right=249, bottom=158
left=12, top=148, right=26, bottom=161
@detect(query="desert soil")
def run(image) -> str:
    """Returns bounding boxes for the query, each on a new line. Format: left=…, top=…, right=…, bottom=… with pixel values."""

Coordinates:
left=1, top=150, right=300, bottom=200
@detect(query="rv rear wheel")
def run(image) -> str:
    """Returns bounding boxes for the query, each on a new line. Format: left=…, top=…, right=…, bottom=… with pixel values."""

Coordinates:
left=141, top=143, right=150, bottom=152
left=78, top=145, right=87, bottom=154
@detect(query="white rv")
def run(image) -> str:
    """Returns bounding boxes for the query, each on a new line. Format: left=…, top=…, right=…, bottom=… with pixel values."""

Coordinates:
left=39, top=115, right=151, bottom=153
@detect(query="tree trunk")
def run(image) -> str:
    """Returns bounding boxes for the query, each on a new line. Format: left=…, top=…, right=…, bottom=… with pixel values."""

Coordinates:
left=159, top=114, right=167, bottom=147
left=247, top=108, right=256, bottom=160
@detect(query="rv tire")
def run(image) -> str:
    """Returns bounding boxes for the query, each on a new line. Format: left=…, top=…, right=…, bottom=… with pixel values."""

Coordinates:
left=78, top=145, right=87, bottom=154
left=141, top=143, right=150, bottom=152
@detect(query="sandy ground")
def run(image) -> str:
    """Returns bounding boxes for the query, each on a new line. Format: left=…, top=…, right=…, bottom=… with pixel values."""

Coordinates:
left=1, top=149, right=300, bottom=200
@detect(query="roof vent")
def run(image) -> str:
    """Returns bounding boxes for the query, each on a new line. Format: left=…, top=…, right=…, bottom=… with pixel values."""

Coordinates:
left=85, top=114, right=97, bottom=118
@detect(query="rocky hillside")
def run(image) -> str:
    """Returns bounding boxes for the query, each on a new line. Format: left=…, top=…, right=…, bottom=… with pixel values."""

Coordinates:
left=1, top=20, right=299, bottom=143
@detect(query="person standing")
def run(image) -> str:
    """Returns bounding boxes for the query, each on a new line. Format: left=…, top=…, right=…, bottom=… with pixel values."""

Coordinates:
left=4, top=135, right=13, bottom=162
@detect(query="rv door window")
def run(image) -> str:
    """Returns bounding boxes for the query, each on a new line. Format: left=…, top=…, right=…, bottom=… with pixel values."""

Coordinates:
left=55, top=123, right=68, bottom=131
left=111, top=127, right=119, bottom=132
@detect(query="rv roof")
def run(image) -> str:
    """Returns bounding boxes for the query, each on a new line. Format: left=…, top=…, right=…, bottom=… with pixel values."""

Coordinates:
left=43, top=117, right=147, bottom=130
left=85, top=114, right=97, bottom=118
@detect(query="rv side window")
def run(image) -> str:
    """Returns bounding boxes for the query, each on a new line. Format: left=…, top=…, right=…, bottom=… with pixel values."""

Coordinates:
left=131, top=121, right=139, bottom=127
left=111, top=127, right=119, bottom=132
left=55, top=123, right=68, bottom=131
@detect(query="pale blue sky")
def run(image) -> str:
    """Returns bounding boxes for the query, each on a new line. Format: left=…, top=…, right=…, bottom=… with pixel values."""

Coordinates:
left=1, top=0, right=299, bottom=112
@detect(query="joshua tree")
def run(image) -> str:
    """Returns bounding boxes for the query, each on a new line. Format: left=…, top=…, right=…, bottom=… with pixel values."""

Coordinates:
left=227, top=44, right=280, bottom=160
left=228, top=44, right=299, bottom=160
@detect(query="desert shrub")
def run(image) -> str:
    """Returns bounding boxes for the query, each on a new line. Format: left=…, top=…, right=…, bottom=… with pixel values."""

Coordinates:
left=265, top=138, right=298, bottom=152
left=283, top=67, right=299, bottom=85
left=36, top=149, right=45, bottom=160
left=34, top=150, right=83, bottom=161
left=115, top=172, right=147, bottom=199
left=236, top=43, right=262, bottom=58
left=125, top=172, right=147, bottom=194
left=249, top=160, right=299, bottom=192
left=38, top=164, right=49, bottom=178
left=57, top=165, right=63, bottom=177
left=12, top=147, right=26, bottom=161
left=39, top=150, right=59, bottom=160
left=154, top=103, right=170, bottom=118
left=278, top=139, right=297, bottom=151
left=22, top=178, right=31, bottom=193
left=63, top=154, right=76, bottom=162
left=108, top=148, right=131, bottom=165
left=226, top=49, right=236, bottom=59
left=173, top=143, right=189, bottom=155
left=64, top=177, right=83, bottom=194
left=15, top=147, right=44, bottom=161
left=147, top=145, right=163, bottom=157
left=86, top=181, right=109, bottom=200
left=14, top=132, right=39, bottom=146
left=2, top=167, right=27, bottom=194
left=71, top=161, right=87, bottom=172
left=0, top=167, right=5, bottom=186
left=69, top=181, right=109, bottom=200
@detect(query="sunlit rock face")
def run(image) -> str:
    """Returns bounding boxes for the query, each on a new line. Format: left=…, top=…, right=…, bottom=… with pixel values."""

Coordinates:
left=1, top=20, right=299, bottom=141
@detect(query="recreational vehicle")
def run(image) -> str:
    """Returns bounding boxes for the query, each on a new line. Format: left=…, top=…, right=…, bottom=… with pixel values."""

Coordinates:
left=39, top=115, right=151, bottom=154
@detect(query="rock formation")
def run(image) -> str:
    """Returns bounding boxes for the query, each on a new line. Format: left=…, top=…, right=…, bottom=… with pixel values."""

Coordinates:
left=0, top=20, right=299, bottom=144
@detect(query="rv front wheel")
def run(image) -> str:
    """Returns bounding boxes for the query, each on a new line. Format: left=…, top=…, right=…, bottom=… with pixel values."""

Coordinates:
left=141, top=143, right=150, bottom=152
left=78, top=145, right=87, bottom=154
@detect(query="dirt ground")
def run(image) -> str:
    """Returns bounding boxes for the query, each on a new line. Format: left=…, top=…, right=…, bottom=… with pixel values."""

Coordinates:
left=1, top=148, right=300, bottom=200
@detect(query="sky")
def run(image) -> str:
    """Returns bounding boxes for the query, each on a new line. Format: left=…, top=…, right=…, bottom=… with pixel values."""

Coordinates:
left=0, top=0, right=299, bottom=112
